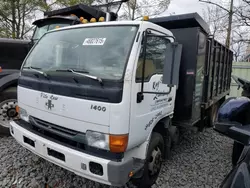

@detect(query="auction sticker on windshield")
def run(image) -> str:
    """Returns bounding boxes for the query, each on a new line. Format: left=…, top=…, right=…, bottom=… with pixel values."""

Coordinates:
left=82, top=38, right=106, bottom=45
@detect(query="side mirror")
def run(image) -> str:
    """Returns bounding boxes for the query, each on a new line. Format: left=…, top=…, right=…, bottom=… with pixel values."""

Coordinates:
left=162, top=42, right=182, bottom=88
left=214, top=122, right=250, bottom=146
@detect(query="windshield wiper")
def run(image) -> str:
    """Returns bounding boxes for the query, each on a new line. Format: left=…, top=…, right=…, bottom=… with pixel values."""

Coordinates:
left=23, top=66, right=48, bottom=77
left=56, top=69, right=89, bottom=74
left=56, top=69, right=103, bottom=84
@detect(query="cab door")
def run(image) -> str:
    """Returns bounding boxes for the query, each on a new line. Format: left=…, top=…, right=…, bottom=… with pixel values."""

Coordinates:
left=129, top=30, right=176, bottom=148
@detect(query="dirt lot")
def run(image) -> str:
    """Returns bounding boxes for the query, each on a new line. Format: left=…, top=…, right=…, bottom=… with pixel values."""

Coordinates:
left=0, top=127, right=233, bottom=188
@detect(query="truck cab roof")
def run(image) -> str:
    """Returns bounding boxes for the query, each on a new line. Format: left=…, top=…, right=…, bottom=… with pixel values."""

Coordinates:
left=46, top=20, right=174, bottom=37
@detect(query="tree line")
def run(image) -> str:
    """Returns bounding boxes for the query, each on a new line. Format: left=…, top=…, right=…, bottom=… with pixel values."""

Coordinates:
left=0, top=0, right=170, bottom=39
left=200, top=0, right=250, bottom=61
left=1, top=0, right=250, bottom=61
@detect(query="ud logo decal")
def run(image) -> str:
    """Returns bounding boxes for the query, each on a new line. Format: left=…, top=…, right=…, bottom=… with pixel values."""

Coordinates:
left=45, top=99, right=54, bottom=110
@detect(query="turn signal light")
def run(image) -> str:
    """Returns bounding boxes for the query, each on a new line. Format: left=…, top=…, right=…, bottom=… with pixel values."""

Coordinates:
left=129, top=171, right=134, bottom=177
left=109, top=134, right=128, bottom=153
left=15, top=105, right=19, bottom=113
left=0, top=66, right=2, bottom=72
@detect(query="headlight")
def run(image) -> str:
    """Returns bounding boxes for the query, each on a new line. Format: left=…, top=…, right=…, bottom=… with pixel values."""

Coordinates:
left=19, top=107, right=29, bottom=122
left=86, top=131, right=109, bottom=150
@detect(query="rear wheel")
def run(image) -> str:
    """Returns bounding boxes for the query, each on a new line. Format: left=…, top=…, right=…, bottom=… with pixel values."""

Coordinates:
left=0, top=87, right=18, bottom=136
left=132, top=132, right=164, bottom=188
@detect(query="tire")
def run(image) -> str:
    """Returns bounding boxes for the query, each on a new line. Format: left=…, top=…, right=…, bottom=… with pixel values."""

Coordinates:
left=232, top=142, right=244, bottom=166
left=132, top=132, right=164, bottom=188
left=0, top=87, right=18, bottom=136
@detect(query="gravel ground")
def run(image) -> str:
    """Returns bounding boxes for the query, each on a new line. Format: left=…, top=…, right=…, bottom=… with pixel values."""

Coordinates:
left=0, top=127, right=233, bottom=188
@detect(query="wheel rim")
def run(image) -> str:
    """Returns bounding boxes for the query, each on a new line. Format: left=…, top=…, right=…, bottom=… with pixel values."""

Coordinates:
left=148, top=146, right=162, bottom=176
left=0, top=99, right=18, bottom=128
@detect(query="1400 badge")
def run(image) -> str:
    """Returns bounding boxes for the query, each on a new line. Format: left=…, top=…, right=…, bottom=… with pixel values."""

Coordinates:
left=90, top=105, right=106, bottom=112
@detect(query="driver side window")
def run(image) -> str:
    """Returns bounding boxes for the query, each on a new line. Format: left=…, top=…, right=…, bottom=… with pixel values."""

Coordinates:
left=136, top=36, right=170, bottom=82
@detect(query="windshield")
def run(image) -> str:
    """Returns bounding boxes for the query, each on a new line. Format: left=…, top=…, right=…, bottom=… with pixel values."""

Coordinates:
left=24, top=25, right=138, bottom=80
left=33, top=23, right=71, bottom=40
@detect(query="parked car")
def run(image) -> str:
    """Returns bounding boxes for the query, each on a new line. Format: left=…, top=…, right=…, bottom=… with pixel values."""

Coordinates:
left=214, top=115, right=250, bottom=188
left=229, top=75, right=250, bottom=166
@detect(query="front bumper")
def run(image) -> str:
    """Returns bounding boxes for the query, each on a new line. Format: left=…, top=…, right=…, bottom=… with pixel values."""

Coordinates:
left=10, top=121, right=133, bottom=187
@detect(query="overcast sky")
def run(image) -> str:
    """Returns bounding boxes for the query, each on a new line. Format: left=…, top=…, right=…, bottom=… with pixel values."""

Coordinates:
left=165, top=0, right=231, bottom=17
left=167, top=0, right=206, bottom=15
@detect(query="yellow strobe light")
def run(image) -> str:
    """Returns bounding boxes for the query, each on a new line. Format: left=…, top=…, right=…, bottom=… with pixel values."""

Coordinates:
left=90, top=18, right=97, bottom=23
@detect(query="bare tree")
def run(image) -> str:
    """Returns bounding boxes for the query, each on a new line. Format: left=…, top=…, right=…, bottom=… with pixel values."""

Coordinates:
left=202, top=5, right=228, bottom=42
left=40, top=0, right=95, bottom=11
left=0, top=0, right=41, bottom=39
left=199, top=0, right=234, bottom=48
left=120, top=0, right=171, bottom=20
left=235, top=0, right=250, bottom=27
left=202, top=2, right=250, bottom=61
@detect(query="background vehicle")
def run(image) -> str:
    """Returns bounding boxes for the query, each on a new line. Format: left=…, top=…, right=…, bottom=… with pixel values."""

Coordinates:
left=10, top=13, right=233, bottom=187
left=0, top=1, right=125, bottom=135
left=214, top=114, right=250, bottom=188
left=226, top=75, right=250, bottom=166
left=0, top=39, right=30, bottom=135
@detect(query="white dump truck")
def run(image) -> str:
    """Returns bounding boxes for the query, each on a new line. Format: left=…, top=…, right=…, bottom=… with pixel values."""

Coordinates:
left=10, top=12, right=232, bottom=187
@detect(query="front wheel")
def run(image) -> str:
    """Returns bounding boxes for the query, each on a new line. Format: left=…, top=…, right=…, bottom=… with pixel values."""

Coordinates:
left=0, top=87, right=18, bottom=136
left=132, top=132, right=164, bottom=188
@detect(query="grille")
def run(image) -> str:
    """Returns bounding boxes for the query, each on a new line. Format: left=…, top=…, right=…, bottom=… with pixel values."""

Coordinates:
left=29, top=116, right=87, bottom=151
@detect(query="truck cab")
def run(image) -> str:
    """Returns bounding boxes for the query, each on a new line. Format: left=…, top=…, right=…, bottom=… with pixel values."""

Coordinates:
left=10, top=20, right=181, bottom=187
left=10, top=13, right=232, bottom=187
left=0, top=3, right=119, bottom=135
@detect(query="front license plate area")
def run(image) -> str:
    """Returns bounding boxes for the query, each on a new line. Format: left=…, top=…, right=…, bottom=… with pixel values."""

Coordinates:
left=47, top=148, right=65, bottom=161
left=23, top=136, right=35, bottom=147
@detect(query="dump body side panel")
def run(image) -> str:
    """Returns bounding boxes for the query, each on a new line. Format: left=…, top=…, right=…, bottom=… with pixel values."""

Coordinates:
left=169, top=28, right=199, bottom=121
left=203, top=39, right=233, bottom=108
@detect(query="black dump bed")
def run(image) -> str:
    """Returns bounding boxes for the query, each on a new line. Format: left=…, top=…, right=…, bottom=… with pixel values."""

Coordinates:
left=45, top=4, right=107, bottom=19
left=151, top=13, right=233, bottom=125
left=0, top=38, right=30, bottom=69
left=33, top=4, right=110, bottom=27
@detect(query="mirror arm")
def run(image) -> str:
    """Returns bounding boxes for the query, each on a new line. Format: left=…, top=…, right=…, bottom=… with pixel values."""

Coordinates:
left=146, top=28, right=176, bottom=42
left=170, top=42, right=178, bottom=85
left=138, top=31, right=148, bottom=103
left=137, top=28, right=177, bottom=103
